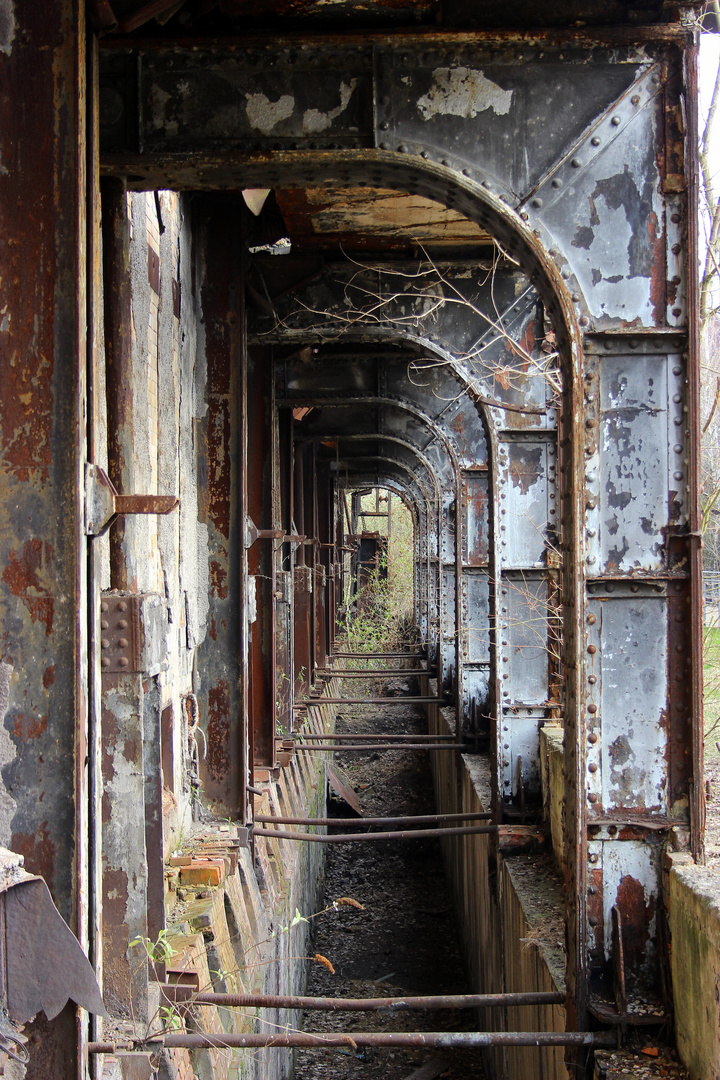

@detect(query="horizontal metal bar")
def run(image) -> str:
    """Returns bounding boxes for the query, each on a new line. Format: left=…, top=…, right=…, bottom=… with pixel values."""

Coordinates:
left=158, top=990, right=565, bottom=1011
left=317, top=669, right=430, bottom=676
left=254, top=812, right=492, bottom=826
left=296, top=733, right=455, bottom=740
left=331, top=652, right=425, bottom=659
left=301, top=696, right=442, bottom=705
left=91, top=1031, right=613, bottom=1052
left=293, top=744, right=468, bottom=752
left=253, top=825, right=496, bottom=842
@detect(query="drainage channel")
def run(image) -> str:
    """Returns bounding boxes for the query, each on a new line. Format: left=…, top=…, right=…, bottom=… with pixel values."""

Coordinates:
left=293, top=670, right=489, bottom=1080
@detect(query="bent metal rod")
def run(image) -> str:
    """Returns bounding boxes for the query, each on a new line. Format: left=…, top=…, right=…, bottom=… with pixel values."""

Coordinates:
left=254, top=811, right=492, bottom=826
left=89, top=1031, right=614, bottom=1051
left=253, top=824, right=499, bottom=842
left=293, top=743, right=470, bottom=751
left=156, top=989, right=565, bottom=1010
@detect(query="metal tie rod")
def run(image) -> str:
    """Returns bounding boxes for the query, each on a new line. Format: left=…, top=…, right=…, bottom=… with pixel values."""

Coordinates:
left=156, top=989, right=564, bottom=1010
left=293, top=743, right=469, bottom=752
left=297, top=733, right=455, bottom=740
left=254, top=812, right=492, bottom=826
left=301, top=696, right=442, bottom=705
left=253, top=824, right=497, bottom=842
left=90, top=1032, right=614, bottom=1052
left=317, top=669, right=431, bottom=677
left=331, top=652, right=425, bottom=659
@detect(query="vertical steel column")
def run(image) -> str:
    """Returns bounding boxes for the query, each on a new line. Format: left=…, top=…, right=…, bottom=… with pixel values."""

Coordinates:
left=0, top=4, right=88, bottom=1074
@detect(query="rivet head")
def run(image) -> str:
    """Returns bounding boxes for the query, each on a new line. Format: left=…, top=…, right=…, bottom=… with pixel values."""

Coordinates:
left=118, top=619, right=128, bottom=629
left=589, top=915, right=598, bottom=926
left=531, top=197, right=543, bottom=208
left=611, top=115, right=621, bottom=126
left=588, top=794, right=598, bottom=804
left=118, top=637, right=128, bottom=648
left=100, top=620, right=109, bottom=630
left=101, top=639, right=110, bottom=650
left=588, top=645, right=597, bottom=655
left=119, top=656, right=129, bottom=668
left=551, top=178, right=562, bottom=188
left=588, top=732, right=598, bottom=744
left=631, top=94, right=640, bottom=105
left=571, top=157, right=582, bottom=168
left=587, top=613, right=596, bottom=625
left=101, top=657, right=110, bottom=668
left=591, top=136, right=600, bottom=147
left=101, top=602, right=108, bottom=613
left=118, top=601, right=128, bottom=612
left=588, top=703, right=597, bottom=714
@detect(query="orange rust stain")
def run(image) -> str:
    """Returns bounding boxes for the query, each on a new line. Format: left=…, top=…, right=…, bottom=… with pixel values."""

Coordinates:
left=13, top=713, right=48, bottom=740
left=1, top=539, right=55, bottom=634
left=12, top=821, right=55, bottom=893
left=42, top=665, right=55, bottom=688
left=210, top=558, right=228, bottom=599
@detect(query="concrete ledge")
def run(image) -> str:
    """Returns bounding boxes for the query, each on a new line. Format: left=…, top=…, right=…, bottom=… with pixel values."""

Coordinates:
left=428, top=703, right=568, bottom=1080
left=669, top=860, right=720, bottom=1080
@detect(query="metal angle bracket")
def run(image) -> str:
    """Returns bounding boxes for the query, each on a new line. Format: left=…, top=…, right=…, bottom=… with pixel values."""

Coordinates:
left=245, top=516, right=285, bottom=549
left=85, top=463, right=179, bottom=537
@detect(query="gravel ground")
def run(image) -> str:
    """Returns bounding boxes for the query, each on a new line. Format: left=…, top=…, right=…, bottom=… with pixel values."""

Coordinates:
left=293, top=677, right=487, bottom=1080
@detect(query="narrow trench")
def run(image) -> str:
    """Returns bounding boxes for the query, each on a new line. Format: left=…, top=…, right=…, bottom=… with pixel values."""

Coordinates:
left=294, top=668, right=488, bottom=1080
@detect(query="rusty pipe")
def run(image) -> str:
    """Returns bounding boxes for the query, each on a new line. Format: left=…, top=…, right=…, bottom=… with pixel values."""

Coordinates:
left=296, top=733, right=454, bottom=740
left=253, top=824, right=497, bottom=842
left=91, top=1031, right=613, bottom=1052
left=300, top=696, right=442, bottom=705
left=158, top=990, right=565, bottom=1010
left=292, top=744, right=470, bottom=751
left=254, top=812, right=492, bottom=826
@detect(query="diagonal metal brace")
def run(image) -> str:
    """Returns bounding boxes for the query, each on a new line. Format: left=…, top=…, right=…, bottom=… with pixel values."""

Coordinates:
left=85, top=463, right=179, bottom=537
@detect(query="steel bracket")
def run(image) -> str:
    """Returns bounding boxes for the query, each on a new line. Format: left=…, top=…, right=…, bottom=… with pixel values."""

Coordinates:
left=85, top=463, right=179, bottom=537
left=245, top=517, right=285, bottom=548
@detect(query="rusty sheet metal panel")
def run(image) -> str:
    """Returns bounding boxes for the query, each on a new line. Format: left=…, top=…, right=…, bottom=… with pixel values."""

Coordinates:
left=0, top=3, right=88, bottom=1073
left=587, top=588, right=668, bottom=815
left=501, top=439, right=554, bottom=569
left=195, top=199, right=244, bottom=812
left=461, top=472, right=489, bottom=566
left=584, top=337, right=687, bottom=575
left=247, top=345, right=276, bottom=768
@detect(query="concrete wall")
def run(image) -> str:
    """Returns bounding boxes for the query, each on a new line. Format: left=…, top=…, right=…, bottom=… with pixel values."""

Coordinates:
left=668, top=859, right=720, bottom=1080
left=428, top=704, right=567, bottom=1080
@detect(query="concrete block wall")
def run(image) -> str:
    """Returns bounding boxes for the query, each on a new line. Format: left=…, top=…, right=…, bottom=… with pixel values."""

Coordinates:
left=667, top=859, right=720, bottom=1080
left=428, top=703, right=567, bottom=1080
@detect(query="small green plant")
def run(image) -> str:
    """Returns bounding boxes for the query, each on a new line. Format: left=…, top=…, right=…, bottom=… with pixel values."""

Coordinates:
left=129, top=928, right=176, bottom=965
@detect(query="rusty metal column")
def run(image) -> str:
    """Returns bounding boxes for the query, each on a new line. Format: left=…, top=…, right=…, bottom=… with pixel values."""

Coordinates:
left=0, top=3, right=88, bottom=1075
left=101, top=176, right=133, bottom=590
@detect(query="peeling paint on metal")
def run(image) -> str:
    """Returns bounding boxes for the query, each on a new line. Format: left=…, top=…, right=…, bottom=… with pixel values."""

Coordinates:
left=302, top=79, right=357, bottom=135
left=416, top=67, right=513, bottom=120
left=246, top=92, right=295, bottom=134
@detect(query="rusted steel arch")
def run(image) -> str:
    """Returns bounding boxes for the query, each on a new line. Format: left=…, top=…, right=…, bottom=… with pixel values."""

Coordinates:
left=290, top=394, right=489, bottom=713
left=254, top=260, right=550, bottom=433
left=297, top=430, right=449, bottom=676
left=337, top=470, right=426, bottom=638
left=296, top=395, right=468, bottom=699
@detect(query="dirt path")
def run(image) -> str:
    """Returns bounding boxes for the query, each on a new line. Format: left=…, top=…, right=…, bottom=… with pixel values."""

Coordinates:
left=293, top=676, right=488, bottom=1080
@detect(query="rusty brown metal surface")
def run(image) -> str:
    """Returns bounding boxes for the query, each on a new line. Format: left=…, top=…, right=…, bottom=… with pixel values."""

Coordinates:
left=4, top=878, right=107, bottom=1025
left=101, top=176, right=134, bottom=590
left=327, top=763, right=362, bottom=814
left=247, top=345, right=276, bottom=767
left=194, top=198, right=245, bottom=814
left=0, top=3, right=89, bottom=1075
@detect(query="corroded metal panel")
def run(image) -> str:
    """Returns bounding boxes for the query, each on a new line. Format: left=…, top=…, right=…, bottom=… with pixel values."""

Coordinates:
left=502, top=440, right=554, bottom=569
left=588, top=592, right=668, bottom=815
